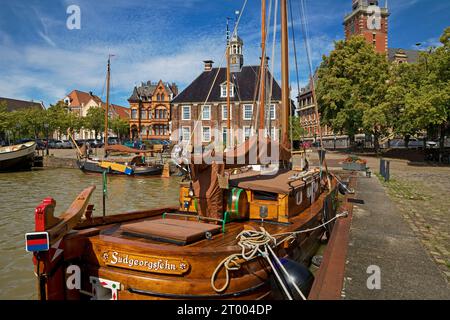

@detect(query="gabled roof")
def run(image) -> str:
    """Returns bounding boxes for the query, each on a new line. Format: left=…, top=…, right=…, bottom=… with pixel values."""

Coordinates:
left=172, top=65, right=282, bottom=104
left=65, top=90, right=101, bottom=107
left=388, top=48, right=420, bottom=64
left=128, top=81, right=177, bottom=102
left=108, top=104, right=130, bottom=120
left=0, top=97, right=45, bottom=112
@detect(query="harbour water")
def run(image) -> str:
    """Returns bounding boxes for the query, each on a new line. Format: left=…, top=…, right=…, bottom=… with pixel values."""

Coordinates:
left=0, top=168, right=180, bottom=299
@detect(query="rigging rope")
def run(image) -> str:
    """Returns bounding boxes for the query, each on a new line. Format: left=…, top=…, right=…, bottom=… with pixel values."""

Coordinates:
left=186, top=0, right=249, bottom=148
left=211, top=211, right=348, bottom=297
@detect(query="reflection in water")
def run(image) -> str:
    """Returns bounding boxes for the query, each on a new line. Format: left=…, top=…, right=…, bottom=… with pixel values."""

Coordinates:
left=0, top=168, right=181, bottom=299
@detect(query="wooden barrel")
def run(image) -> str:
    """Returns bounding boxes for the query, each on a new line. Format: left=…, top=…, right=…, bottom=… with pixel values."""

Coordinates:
left=226, top=188, right=249, bottom=220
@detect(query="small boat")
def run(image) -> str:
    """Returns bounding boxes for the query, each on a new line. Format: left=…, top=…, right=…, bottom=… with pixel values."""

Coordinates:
left=77, top=157, right=163, bottom=176
left=0, top=141, right=36, bottom=172
left=70, top=57, right=164, bottom=177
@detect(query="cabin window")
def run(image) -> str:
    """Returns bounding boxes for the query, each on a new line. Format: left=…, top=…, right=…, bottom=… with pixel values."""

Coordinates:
left=182, top=105, right=191, bottom=120
left=253, top=191, right=278, bottom=201
left=243, top=104, right=253, bottom=120
left=202, top=105, right=211, bottom=120
left=202, top=126, right=211, bottom=142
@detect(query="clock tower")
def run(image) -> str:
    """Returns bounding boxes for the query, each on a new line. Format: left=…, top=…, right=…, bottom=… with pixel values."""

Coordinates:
left=344, top=0, right=390, bottom=54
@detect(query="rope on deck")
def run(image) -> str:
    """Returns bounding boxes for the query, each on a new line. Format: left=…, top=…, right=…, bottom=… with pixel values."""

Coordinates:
left=210, top=211, right=348, bottom=298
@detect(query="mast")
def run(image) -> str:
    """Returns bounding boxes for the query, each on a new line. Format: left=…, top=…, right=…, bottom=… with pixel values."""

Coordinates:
left=280, top=0, right=290, bottom=146
left=226, top=18, right=231, bottom=148
left=259, top=0, right=267, bottom=132
left=104, top=56, right=111, bottom=148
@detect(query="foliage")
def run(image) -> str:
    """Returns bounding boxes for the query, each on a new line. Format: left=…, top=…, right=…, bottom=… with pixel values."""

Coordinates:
left=289, top=116, right=307, bottom=141
left=316, top=27, right=450, bottom=153
left=84, top=107, right=105, bottom=139
left=316, top=36, right=390, bottom=147
left=110, top=117, right=129, bottom=139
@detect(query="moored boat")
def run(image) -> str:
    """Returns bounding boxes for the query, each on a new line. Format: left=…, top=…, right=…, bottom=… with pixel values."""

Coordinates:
left=0, top=141, right=36, bottom=172
left=25, top=0, right=350, bottom=300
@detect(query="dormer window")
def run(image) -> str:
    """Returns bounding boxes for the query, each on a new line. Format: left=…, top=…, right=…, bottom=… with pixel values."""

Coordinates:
left=220, top=82, right=235, bottom=98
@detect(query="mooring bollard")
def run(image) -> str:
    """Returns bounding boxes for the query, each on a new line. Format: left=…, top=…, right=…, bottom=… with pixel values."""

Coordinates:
left=385, top=161, right=390, bottom=182
left=379, top=159, right=385, bottom=177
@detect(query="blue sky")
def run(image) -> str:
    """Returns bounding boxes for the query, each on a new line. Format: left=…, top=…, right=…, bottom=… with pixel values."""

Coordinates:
left=0, top=0, right=448, bottom=108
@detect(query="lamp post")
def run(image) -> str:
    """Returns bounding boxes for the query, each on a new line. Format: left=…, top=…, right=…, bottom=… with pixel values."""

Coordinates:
left=44, top=123, right=49, bottom=156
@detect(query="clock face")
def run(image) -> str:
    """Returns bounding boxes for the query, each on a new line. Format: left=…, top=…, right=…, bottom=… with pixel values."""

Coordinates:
left=367, top=5, right=381, bottom=30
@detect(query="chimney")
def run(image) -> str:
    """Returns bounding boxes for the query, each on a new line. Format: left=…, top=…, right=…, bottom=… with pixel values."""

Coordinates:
left=203, top=60, right=214, bottom=72
left=259, top=56, right=270, bottom=67
left=89, top=91, right=93, bottom=96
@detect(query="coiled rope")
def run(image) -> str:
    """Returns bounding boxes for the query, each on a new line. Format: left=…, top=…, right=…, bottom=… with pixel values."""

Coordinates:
left=210, top=211, right=348, bottom=298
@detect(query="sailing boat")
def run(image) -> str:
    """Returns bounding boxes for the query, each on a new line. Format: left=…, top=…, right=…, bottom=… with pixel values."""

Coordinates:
left=74, top=57, right=163, bottom=176
left=25, top=0, right=347, bottom=300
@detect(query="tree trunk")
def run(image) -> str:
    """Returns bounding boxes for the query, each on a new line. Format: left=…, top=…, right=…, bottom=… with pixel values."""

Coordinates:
left=439, top=123, right=446, bottom=163
left=404, top=134, right=410, bottom=149
left=374, top=131, right=380, bottom=153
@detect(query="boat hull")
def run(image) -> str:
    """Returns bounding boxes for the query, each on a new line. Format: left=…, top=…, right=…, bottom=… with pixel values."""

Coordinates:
left=30, top=181, right=339, bottom=300
left=0, top=142, right=36, bottom=172
left=77, top=158, right=163, bottom=176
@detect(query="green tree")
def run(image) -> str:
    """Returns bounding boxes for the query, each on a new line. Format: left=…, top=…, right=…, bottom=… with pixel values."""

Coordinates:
left=110, top=117, right=129, bottom=141
left=289, top=116, right=307, bottom=141
left=84, top=107, right=105, bottom=139
left=388, top=27, right=449, bottom=153
left=316, top=36, right=390, bottom=151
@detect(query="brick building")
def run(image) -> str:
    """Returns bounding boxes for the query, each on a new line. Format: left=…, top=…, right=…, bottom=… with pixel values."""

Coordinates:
left=128, top=80, right=178, bottom=140
left=171, top=33, right=283, bottom=146
left=344, top=0, right=390, bottom=54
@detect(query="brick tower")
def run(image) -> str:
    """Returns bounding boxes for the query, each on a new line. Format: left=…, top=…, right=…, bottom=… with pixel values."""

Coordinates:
left=344, top=0, right=390, bottom=54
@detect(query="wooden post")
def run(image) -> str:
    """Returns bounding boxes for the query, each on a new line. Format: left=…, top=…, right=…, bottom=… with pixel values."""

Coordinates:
left=280, top=0, right=289, bottom=146
left=259, top=0, right=267, bottom=133
left=104, top=57, right=111, bottom=148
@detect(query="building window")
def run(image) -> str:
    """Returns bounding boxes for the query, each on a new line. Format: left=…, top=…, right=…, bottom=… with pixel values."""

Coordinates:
left=131, top=109, right=137, bottom=119
left=202, top=105, right=211, bottom=120
left=155, top=108, right=167, bottom=119
left=140, top=126, right=147, bottom=135
left=154, top=124, right=169, bottom=136
left=221, top=104, right=232, bottom=120
left=243, top=126, right=252, bottom=141
left=148, top=110, right=152, bottom=119
left=202, top=126, right=211, bottom=142
left=182, top=105, right=191, bottom=120
left=269, top=104, right=276, bottom=120
left=220, top=83, right=235, bottom=98
left=243, top=104, right=253, bottom=120
left=140, top=110, right=147, bottom=119
left=182, top=126, right=191, bottom=141
left=222, top=127, right=232, bottom=145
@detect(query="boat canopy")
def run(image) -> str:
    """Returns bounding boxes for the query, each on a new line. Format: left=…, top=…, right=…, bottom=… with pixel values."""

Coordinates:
left=105, top=144, right=153, bottom=154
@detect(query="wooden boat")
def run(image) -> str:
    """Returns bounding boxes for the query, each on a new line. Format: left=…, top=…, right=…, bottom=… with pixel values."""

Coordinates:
left=0, top=141, right=36, bottom=172
left=25, top=0, right=348, bottom=300
left=26, top=164, right=341, bottom=300
left=71, top=57, right=163, bottom=177
left=77, top=157, right=163, bottom=176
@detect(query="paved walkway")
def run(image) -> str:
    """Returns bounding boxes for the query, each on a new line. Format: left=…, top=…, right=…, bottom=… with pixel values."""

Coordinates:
left=342, top=174, right=450, bottom=299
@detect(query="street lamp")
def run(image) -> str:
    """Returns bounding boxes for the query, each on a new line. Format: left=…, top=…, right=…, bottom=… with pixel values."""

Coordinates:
left=44, top=123, right=49, bottom=156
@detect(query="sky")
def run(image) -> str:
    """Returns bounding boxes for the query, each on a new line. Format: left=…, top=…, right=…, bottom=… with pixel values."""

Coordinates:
left=0, top=0, right=448, bottom=108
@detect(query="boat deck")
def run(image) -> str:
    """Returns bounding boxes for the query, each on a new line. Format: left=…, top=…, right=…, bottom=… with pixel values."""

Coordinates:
left=88, top=188, right=329, bottom=251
